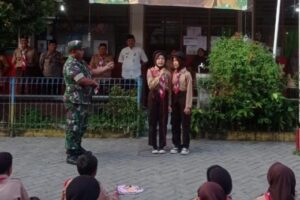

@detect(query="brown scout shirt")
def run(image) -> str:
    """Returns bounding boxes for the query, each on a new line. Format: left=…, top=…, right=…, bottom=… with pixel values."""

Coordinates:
left=89, top=54, right=114, bottom=78
left=172, top=67, right=193, bottom=109
left=147, top=66, right=172, bottom=104
left=12, top=47, right=37, bottom=69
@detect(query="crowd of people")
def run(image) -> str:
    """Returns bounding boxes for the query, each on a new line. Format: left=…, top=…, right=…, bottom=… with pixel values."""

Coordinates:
left=0, top=151, right=296, bottom=200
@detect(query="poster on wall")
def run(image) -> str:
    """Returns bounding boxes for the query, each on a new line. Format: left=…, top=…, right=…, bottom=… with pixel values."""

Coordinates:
left=37, top=40, right=47, bottom=53
left=187, top=26, right=202, bottom=37
left=186, top=46, right=199, bottom=55
left=89, top=0, right=248, bottom=10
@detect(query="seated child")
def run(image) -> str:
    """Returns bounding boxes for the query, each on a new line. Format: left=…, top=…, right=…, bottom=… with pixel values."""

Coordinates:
left=255, top=162, right=296, bottom=200
left=207, top=165, right=233, bottom=200
left=61, top=152, right=118, bottom=200
left=196, top=182, right=226, bottom=200
left=66, top=175, right=100, bottom=200
left=0, top=152, right=29, bottom=200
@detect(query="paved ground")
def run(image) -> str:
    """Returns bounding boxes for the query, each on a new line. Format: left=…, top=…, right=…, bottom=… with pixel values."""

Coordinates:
left=0, top=136, right=299, bottom=200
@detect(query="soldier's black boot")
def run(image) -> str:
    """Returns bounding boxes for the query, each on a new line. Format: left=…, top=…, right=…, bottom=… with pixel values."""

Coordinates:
left=79, top=146, right=92, bottom=155
left=66, top=150, right=79, bottom=165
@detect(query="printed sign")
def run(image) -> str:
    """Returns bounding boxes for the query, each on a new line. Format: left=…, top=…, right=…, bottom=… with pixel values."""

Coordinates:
left=89, top=0, right=248, bottom=10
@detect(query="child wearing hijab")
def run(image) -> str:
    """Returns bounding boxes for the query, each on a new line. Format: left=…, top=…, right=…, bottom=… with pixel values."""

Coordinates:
left=66, top=175, right=100, bottom=200
left=196, top=182, right=227, bottom=200
left=170, top=51, right=193, bottom=155
left=207, top=165, right=233, bottom=200
left=255, top=162, right=296, bottom=200
left=147, top=50, right=171, bottom=154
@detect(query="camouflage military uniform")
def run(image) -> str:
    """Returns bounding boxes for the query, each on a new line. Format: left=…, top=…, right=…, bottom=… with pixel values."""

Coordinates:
left=63, top=56, right=93, bottom=155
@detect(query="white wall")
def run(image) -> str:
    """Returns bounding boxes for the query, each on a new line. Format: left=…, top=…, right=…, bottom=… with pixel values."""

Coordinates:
left=129, top=4, right=144, bottom=48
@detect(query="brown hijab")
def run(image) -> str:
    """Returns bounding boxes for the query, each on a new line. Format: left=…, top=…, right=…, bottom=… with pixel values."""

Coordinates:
left=197, top=182, right=227, bottom=200
left=267, top=162, right=296, bottom=200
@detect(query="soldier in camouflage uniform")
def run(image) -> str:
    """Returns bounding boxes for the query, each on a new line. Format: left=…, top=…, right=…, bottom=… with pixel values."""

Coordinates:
left=63, top=40, right=114, bottom=164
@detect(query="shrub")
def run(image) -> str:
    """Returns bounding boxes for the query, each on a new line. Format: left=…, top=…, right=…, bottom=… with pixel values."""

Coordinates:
left=88, top=86, right=147, bottom=137
left=192, top=37, right=297, bottom=136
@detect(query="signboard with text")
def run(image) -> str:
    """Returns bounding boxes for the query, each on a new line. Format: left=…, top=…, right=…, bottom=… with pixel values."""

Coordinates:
left=89, top=0, right=248, bottom=10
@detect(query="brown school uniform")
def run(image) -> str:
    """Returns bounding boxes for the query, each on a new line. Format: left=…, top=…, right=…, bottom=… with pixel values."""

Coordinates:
left=12, top=47, right=38, bottom=77
left=89, top=54, right=114, bottom=78
left=171, top=67, right=193, bottom=149
left=0, top=175, right=29, bottom=200
left=147, top=66, right=171, bottom=149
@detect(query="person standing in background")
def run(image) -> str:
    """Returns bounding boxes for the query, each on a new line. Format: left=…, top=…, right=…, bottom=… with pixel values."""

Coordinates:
left=12, top=36, right=38, bottom=77
left=0, top=50, right=9, bottom=78
left=40, top=40, right=64, bottom=78
left=39, top=40, right=64, bottom=94
left=90, top=43, right=114, bottom=78
left=118, top=34, right=148, bottom=79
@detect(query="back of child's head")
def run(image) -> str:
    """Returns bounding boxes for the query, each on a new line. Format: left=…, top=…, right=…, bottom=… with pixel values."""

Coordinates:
left=29, top=197, right=41, bottom=200
left=0, top=152, right=12, bottom=175
left=66, top=175, right=100, bottom=200
left=76, top=153, right=98, bottom=176
left=206, top=165, right=232, bottom=195
left=197, top=182, right=226, bottom=200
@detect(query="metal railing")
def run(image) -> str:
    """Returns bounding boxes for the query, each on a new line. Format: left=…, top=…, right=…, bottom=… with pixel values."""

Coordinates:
left=0, top=77, right=144, bottom=137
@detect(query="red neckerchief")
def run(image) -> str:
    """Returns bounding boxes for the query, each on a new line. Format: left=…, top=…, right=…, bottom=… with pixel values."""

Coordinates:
left=97, top=55, right=105, bottom=67
left=264, top=192, right=272, bottom=200
left=151, top=66, right=166, bottom=98
left=172, top=68, right=186, bottom=94
left=21, top=49, right=28, bottom=71
left=0, top=175, right=8, bottom=183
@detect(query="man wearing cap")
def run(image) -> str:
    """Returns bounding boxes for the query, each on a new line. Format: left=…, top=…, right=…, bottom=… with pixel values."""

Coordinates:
left=63, top=40, right=114, bottom=164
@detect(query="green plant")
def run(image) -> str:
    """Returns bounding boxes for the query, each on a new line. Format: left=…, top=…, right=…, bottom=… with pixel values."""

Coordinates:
left=191, top=37, right=297, bottom=137
left=88, top=86, right=147, bottom=137
left=0, top=0, right=58, bottom=48
left=16, top=108, right=53, bottom=129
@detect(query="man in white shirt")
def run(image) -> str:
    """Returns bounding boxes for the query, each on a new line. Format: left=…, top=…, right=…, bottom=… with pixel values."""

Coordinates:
left=118, top=34, right=148, bottom=79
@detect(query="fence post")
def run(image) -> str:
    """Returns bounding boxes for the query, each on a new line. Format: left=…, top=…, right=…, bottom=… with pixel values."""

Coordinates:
left=9, top=77, right=16, bottom=137
left=136, top=77, right=143, bottom=137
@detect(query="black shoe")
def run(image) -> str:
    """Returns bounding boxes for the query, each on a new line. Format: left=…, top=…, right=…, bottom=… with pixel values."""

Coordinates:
left=79, top=147, right=93, bottom=155
left=66, top=155, right=78, bottom=165
left=79, top=146, right=87, bottom=154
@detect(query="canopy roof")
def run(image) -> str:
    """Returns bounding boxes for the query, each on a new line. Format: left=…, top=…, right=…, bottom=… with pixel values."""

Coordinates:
left=89, top=0, right=248, bottom=10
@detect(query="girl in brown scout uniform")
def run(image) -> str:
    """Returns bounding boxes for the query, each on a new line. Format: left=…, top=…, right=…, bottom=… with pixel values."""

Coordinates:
left=147, top=50, right=171, bottom=154
left=170, top=51, right=193, bottom=155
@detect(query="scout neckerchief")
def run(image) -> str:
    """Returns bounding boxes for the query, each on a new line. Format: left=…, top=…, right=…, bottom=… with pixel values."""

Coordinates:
left=159, top=72, right=166, bottom=99
left=0, top=175, right=8, bottom=183
left=264, top=192, right=272, bottom=200
left=97, top=55, right=104, bottom=67
left=21, top=49, right=27, bottom=71
left=151, top=67, right=167, bottom=99
left=173, top=67, right=186, bottom=94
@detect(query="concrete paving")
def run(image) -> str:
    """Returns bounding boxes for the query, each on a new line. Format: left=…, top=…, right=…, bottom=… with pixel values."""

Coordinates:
left=0, top=137, right=299, bottom=200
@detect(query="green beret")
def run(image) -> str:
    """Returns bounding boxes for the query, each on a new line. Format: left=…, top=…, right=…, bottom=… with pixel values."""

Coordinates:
left=67, top=40, right=83, bottom=52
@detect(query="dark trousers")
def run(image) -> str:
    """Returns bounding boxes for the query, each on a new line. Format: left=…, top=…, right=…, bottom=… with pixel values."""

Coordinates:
left=148, top=90, right=168, bottom=149
left=171, top=91, right=191, bottom=149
